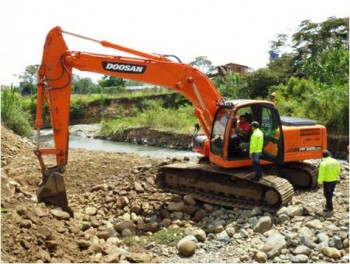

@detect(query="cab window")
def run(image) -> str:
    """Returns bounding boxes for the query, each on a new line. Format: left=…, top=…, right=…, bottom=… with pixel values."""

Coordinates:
left=261, top=107, right=281, bottom=157
left=211, top=108, right=230, bottom=156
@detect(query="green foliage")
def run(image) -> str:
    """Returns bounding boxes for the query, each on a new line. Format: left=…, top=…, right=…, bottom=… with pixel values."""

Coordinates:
left=214, top=71, right=245, bottom=99
left=243, top=68, right=279, bottom=98
left=272, top=78, right=349, bottom=134
left=140, top=228, right=184, bottom=246
left=100, top=104, right=196, bottom=135
left=302, top=38, right=349, bottom=85
left=72, top=76, right=100, bottom=94
left=1, top=86, right=33, bottom=136
left=98, top=75, right=125, bottom=88
left=18, top=64, right=39, bottom=95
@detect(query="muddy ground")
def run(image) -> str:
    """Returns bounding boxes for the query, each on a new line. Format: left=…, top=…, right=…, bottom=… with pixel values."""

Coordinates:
left=1, top=126, right=349, bottom=263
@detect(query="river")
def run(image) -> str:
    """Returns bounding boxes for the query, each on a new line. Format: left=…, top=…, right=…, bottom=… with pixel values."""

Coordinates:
left=35, top=124, right=199, bottom=159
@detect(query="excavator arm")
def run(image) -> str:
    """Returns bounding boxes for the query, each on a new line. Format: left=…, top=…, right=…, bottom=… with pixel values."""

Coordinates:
left=35, top=26, right=223, bottom=207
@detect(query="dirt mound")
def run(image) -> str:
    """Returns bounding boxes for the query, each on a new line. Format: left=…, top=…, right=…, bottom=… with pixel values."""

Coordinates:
left=1, top=126, right=171, bottom=262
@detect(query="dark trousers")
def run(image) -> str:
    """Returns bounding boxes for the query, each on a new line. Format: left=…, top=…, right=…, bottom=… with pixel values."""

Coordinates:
left=251, top=152, right=262, bottom=179
left=323, top=181, right=337, bottom=210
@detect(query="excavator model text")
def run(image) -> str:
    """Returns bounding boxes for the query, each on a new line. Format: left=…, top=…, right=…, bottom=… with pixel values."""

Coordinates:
left=34, top=27, right=327, bottom=212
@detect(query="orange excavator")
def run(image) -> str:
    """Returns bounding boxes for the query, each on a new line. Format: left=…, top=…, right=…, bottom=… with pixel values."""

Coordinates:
left=34, top=26, right=327, bottom=212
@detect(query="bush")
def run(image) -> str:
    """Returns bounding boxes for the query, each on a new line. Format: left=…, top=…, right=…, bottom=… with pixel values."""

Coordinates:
left=1, top=86, right=32, bottom=137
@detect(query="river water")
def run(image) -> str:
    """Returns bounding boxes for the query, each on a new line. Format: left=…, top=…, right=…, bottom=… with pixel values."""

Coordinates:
left=35, top=124, right=199, bottom=159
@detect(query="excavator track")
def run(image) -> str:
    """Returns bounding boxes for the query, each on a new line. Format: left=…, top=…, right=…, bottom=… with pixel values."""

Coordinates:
left=157, top=162, right=294, bottom=212
left=279, top=162, right=318, bottom=189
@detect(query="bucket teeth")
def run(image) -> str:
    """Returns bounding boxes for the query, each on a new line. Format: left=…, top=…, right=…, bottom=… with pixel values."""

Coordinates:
left=37, top=172, right=68, bottom=208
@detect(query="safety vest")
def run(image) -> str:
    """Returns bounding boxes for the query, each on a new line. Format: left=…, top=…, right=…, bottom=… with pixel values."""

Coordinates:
left=250, top=128, right=263, bottom=154
left=317, top=157, right=340, bottom=184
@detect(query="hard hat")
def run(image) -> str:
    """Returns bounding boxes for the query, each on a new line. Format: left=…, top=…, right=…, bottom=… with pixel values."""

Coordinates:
left=271, top=92, right=276, bottom=97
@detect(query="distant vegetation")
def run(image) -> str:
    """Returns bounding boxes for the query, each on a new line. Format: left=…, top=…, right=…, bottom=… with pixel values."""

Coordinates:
left=1, top=86, right=32, bottom=136
left=1, top=17, right=348, bottom=136
left=214, top=17, right=349, bottom=135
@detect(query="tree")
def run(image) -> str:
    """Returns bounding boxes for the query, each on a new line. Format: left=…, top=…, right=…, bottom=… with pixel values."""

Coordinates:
left=292, top=17, right=349, bottom=83
left=19, top=64, right=39, bottom=95
left=243, top=68, right=279, bottom=99
left=72, top=76, right=97, bottom=94
left=214, top=71, right=244, bottom=99
left=98, top=75, right=125, bottom=88
left=189, top=56, right=214, bottom=74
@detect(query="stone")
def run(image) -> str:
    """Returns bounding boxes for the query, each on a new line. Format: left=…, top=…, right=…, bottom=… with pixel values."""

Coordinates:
left=183, top=194, right=196, bottom=205
left=254, top=250, right=267, bottom=263
left=305, top=219, right=323, bottom=229
left=203, top=203, right=215, bottom=212
left=116, top=196, right=129, bottom=208
left=33, top=207, right=50, bottom=218
left=321, top=247, right=341, bottom=259
left=216, top=230, right=230, bottom=242
left=178, top=241, right=196, bottom=257
left=291, top=254, right=309, bottom=263
left=114, top=221, right=136, bottom=233
left=106, top=237, right=121, bottom=246
left=300, top=235, right=317, bottom=249
left=37, top=226, right=53, bottom=240
left=161, top=218, right=171, bottom=227
left=225, top=227, right=235, bottom=237
left=103, top=253, right=121, bottom=263
left=240, top=254, right=251, bottom=262
left=122, top=229, right=133, bottom=237
left=298, top=226, right=312, bottom=237
left=278, top=214, right=290, bottom=224
left=329, top=236, right=343, bottom=250
left=288, top=206, right=304, bottom=217
left=127, top=253, right=152, bottom=263
left=250, top=207, right=263, bottom=217
left=19, top=219, right=32, bottom=228
left=276, top=207, right=288, bottom=217
left=194, top=209, right=206, bottom=222
left=177, top=235, right=198, bottom=249
left=134, top=182, right=144, bottom=192
left=96, top=229, right=114, bottom=240
left=50, top=209, right=71, bottom=220
left=167, top=201, right=185, bottom=212
left=240, top=229, right=250, bottom=238
left=77, top=240, right=91, bottom=250
left=316, top=232, right=329, bottom=243
left=262, top=233, right=286, bottom=258
left=253, top=216, right=273, bottom=234
left=85, top=206, right=97, bottom=216
left=185, top=228, right=206, bottom=242
left=293, top=245, right=312, bottom=256
left=20, top=239, right=31, bottom=249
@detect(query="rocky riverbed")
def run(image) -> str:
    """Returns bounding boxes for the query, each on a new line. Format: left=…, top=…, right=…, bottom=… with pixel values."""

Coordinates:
left=1, top=126, right=349, bottom=263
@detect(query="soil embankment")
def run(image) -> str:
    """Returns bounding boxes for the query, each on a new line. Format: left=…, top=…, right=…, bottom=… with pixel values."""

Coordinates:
left=1, top=125, right=349, bottom=263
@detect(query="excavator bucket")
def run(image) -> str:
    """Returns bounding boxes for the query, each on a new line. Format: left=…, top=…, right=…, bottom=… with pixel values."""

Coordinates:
left=37, top=172, right=68, bottom=208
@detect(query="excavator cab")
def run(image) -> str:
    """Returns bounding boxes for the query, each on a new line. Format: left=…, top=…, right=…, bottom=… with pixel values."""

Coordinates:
left=209, top=101, right=284, bottom=168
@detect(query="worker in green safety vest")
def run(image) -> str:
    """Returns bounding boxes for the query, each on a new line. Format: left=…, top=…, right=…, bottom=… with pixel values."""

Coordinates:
left=249, top=121, right=264, bottom=181
left=318, top=150, right=340, bottom=212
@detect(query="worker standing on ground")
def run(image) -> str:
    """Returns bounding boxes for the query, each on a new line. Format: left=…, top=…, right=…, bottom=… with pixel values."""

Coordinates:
left=249, top=121, right=264, bottom=181
left=318, top=150, right=340, bottom=212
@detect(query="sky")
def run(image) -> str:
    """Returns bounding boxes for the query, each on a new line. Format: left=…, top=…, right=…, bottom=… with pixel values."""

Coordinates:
left=0, top=0, right=349, bottom=86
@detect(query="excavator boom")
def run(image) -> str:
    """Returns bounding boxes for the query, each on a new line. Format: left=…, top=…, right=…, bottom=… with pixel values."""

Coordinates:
left=35, top=26, right=222, bottom=207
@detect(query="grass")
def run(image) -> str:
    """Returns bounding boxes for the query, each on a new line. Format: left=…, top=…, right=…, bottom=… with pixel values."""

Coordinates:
left=100, top=104, right=197, bottom=135
left=122, top=228, right=185, bottom=248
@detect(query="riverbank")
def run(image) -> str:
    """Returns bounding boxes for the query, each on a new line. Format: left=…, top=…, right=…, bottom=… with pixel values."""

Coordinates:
left=2, top=125, right=349, bottom=263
